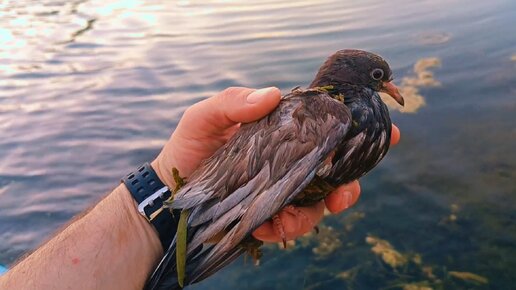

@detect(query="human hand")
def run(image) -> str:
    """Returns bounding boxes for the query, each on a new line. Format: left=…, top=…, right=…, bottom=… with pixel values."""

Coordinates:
left=152, top=87, right=282, bottom=182
left=151, top=87, right=400, bottom=243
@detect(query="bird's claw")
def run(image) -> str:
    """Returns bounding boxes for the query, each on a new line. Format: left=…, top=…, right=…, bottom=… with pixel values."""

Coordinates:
left=272, top=205, right=318, bottom=248
left=272, top=214, right=288, bottom=249
left=240, top=237, right=263, bottom=266
left=283, top=205, right=317, bottom=230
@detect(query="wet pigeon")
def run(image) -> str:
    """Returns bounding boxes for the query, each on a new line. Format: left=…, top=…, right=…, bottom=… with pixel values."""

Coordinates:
left=145, top=49, right=404, bottom=290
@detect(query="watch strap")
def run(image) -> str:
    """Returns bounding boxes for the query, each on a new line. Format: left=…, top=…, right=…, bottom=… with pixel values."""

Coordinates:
left=122, top=163, right=178, bottom=249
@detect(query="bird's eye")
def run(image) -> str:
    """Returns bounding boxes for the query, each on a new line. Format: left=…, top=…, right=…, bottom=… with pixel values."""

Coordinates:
left=370, top=68, right=384, bottom=80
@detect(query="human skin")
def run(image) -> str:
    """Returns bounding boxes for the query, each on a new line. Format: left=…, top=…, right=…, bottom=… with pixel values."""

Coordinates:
left=0, top=87, right=400, bottom=290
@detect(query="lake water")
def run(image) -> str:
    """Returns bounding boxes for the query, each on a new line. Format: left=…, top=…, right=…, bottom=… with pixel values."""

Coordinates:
left=1, top=0, right=515, bottom=289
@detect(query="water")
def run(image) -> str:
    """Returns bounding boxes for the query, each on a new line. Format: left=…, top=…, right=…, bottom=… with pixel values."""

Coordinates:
left=0, top=0, right=515, bottom=289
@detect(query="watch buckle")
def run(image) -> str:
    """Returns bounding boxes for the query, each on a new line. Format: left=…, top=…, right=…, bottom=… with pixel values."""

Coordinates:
left=137, top=186, right=169, bottom=221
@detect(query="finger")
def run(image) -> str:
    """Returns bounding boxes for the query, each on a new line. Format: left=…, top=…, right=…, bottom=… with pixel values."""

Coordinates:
left=180, top=87, right=281, bottom=134
left=324, top=180, right=361, bottom=214
left=290, top=202, right=325, bottom=236
left=391, top=124, right=400, bottom=146
left=252, top=221, right=275, bottom=242
left=252, top=202, right=325, bottom=243
left=252, top=211, right=302, bottom=243
left=221, top=87, right=282, bottom=124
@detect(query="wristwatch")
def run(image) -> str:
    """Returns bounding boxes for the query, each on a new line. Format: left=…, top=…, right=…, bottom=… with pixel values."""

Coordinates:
left=122, top=162, right=178, bottom=249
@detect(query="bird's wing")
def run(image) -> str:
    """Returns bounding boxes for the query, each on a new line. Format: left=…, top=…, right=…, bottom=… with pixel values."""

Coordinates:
left=168, top=89, right=351, bottom=284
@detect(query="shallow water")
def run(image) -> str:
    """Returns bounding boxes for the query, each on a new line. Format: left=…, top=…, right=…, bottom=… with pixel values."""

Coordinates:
left=0, top=0, right=515, bottom=289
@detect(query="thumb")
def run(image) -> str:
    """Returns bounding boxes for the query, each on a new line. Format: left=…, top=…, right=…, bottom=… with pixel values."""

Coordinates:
left=222, top=86, right=282, bottom=124
left=203, top=87, right=281, bottom=129
left=178, top=87, right=281, bottom=135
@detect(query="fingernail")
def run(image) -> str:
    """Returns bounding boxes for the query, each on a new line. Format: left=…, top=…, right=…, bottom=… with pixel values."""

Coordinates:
left=340, top=191, right=353, bottom=210
left=247, top=87, right=275, bottom=104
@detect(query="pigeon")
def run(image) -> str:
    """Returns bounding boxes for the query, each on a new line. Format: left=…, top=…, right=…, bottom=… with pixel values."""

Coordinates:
left=145, top=49, right=404, bottom=290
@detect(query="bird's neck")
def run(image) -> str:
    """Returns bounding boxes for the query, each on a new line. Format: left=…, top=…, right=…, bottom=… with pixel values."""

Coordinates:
left=310, top=82, right=369, bottom=105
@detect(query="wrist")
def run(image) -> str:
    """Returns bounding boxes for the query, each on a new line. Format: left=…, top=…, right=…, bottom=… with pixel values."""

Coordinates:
left=123, top=161, right=180, bottom=250
left=112, top=184, right=163, bottom=257
left=151, top=153, right=176, bottom=190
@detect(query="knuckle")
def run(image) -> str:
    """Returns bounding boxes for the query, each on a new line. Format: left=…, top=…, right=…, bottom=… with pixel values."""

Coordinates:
left=183, top=105, right=195, bottom=115
left=182, top=104, right=198, bottom=119
left=220, top=87, right=241, bottom=98
left=217, top=87, right=242, bottom=108
left=223, top=86, right=239, bottom=93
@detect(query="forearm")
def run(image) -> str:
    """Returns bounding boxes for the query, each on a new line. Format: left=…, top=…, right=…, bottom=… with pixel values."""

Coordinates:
left=0, top=184, right=162, bottom=290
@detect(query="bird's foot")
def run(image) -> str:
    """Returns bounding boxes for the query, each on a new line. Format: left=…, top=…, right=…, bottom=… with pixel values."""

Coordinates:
left=282, top=205, right=318, bottom=233
left=272, top=214, right=288, bottom=249
left=273, top=205, right=320, bottom=248
left=240, top=237, right=263, bottom=266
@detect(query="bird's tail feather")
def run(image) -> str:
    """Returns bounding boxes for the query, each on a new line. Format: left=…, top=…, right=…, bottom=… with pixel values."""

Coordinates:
left=144, top=226, right=199, bottom=290
left=189, top=245, right=246, bottom=284
left=144, top=236, right=177, bottom=290
left=144, top=226, right=248, bottom=290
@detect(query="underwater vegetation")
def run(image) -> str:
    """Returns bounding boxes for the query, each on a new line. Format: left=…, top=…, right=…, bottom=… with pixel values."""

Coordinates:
left=242, top=205, right=493, bottom=290
left=381, top=58, right=441, bottom=114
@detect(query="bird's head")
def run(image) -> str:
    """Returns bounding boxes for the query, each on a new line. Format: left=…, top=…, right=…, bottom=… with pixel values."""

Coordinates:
left=310, top=49, right=404, bottom=106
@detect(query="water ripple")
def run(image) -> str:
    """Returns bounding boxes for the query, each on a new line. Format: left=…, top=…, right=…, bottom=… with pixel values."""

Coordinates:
left=1, top=0, right=516, bottom=288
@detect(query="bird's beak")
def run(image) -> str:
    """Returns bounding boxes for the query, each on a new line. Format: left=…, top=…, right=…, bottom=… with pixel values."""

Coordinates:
left=381, top=81, right=405, bottom=106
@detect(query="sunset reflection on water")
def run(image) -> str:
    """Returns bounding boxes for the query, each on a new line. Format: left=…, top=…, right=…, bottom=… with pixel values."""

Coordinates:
left=1, top=0, right=515, bottom=289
